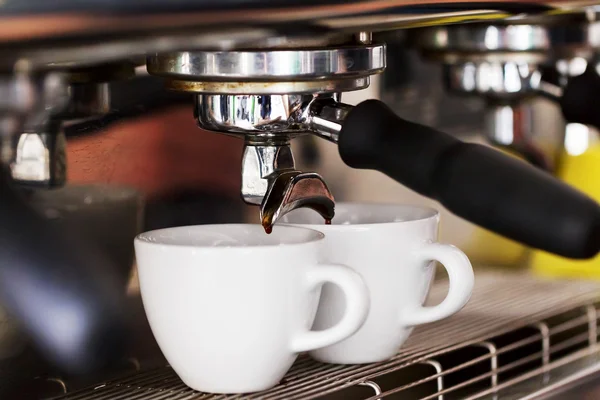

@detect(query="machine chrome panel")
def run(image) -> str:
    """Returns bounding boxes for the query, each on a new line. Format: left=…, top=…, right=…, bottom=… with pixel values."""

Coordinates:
left=444, top=61, right=542, bottom=98
left=196, top=94, right=312, bottom=136
left=147, top=46, right=385, bottom=82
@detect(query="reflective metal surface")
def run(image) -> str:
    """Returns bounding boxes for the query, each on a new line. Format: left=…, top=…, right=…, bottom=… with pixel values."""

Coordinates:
left=0, top=71, right=68, bottom=125
left=241, top=144, right=295, bottom=205
left=2, top=72, right=70, bottom=187
left=195, top=94, right=314, bottom=137
left=240, top=143, right=334, bottom=227
left=485, top=102, right=534, bottom=147
left=413, top=11, right=600, bottom=62
left=417, top=49, right=558, bottom=170
left=23, top=73, right=71, bottom=129
left=483, top=101, right=554, bottom=170
left=10, top=128, right=66, bottom=188
left=444, top=61, right=543, bottom=98
left=195, top=93, right=345, bottom=220
left=414, top=24, right=552, bottom=53
left=0, top=75, right=36, bottom=114
left=56, top=65, right=130, bottom=120
left=305, top=98, right=352, bottom=143
left=147, top=45, right=386, bottom=82
left=485, top=102, right=534, bottom=144
left=166, top=77, right=370, bottom=95
left=556, top=56, right=591, bottom=80
left=3, top=68, right=124, bottom=187
left=195, top=93, right=348, bottom=141
left=61, top=83, right=110, bottom=120
left=260, top=170, right=334, bottom=231
left=410, top=13, right=600, bottom=171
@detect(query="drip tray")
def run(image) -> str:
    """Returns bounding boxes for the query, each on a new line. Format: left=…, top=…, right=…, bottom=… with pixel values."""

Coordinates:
left=10, top=270, right=600, bottom=399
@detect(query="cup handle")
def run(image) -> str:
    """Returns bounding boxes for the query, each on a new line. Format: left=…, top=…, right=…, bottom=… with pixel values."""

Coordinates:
left=290, top=264, right=370, bottom=353
left=400, top=243, right=474, bottom=327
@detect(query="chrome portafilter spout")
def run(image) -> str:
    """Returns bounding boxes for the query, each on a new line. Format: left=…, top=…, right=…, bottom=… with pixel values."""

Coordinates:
left=195, top=93, right=340, bottom=232
left=261, top=171, right=335, bottom=233
left=243, top=139, right=335, bottom=233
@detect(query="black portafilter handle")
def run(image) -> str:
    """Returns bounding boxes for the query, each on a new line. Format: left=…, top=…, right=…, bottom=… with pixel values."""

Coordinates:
left=337, top=99, right=600, bottom=259
left=560, top=66, right=600, bottom=131
left=0, top=169, right=129, bottom=374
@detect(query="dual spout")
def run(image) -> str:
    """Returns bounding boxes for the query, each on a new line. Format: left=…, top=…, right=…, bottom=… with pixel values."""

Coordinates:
left=195, top=94, right=350, bottom=230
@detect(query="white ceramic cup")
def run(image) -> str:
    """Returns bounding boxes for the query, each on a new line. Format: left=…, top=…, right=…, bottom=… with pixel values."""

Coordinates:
left=134, top=224, right=369, bottom=394
left=281, top=203, right=474, bottom=364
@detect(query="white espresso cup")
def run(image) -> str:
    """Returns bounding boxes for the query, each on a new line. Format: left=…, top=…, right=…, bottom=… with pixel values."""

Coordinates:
left=134, top=224, right=369, bottom=394
left=282, top=203, right=474, bottom=364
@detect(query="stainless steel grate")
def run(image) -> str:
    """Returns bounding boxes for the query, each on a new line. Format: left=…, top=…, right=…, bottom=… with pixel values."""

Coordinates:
left=52, top=271, right=600, bottom=400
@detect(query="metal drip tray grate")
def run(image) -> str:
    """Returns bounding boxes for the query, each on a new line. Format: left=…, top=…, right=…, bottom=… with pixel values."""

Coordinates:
left=53, top=271, right=600, bottom=400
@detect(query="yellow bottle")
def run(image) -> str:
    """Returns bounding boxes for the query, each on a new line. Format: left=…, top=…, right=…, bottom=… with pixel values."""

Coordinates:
left=531, top=124, right=600, bottom=279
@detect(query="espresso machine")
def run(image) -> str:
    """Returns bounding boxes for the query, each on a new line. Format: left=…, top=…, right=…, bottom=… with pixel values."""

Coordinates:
left=2, top=1, right=600, bottom=399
